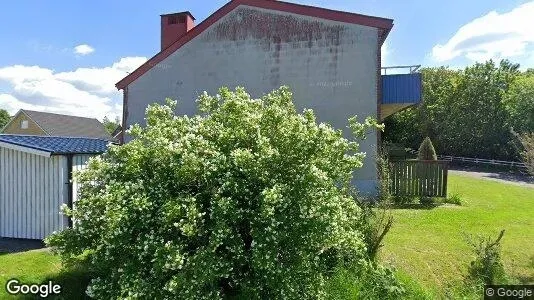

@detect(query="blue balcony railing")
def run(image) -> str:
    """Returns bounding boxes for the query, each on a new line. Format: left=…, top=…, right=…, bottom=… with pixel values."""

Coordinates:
left=382, top=66, right=422, bottom=104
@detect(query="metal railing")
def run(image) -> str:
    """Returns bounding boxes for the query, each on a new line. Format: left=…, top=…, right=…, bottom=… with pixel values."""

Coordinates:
left=402, top=148, right=527, bottom=169
left=381, top=65, right=421, bottom=75
left=437, top=155, right=527, bottom=169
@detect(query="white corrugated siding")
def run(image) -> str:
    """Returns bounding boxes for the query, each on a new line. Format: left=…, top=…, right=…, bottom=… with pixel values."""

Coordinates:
left=72, top=154, right=93, bottom=205
left=0, top=148, right=95, bottom=240
left=0, top=147, right=68, bottom=239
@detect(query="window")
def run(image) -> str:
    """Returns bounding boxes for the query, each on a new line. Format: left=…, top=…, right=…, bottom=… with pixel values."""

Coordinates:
left=21, top=120, right=28, bottom=129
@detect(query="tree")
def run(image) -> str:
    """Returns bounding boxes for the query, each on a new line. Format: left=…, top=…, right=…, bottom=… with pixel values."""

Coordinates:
left=417, top=137, right=437, bottom=160
left=47, top=87, right=394, bottom=299
left=0, top=109, right=11, bottom=129
left=384, top=60, right=521, bottom=161
left=505, top=74, right=534, bottom=133
left=102, top=116, right=120, bottom=135
left=517, top=133, right=534, bottom=176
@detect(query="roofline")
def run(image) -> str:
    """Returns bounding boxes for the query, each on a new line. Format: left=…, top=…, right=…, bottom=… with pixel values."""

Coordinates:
left=51, top=151, right=106, bottom=156
left=160, top=11, right=196, bottom=21
left=116, top=0, right=394, bottom=90
left=0, top=133, right=111, bottom=141
left=0, top=109, right=50, bottom=135
left=0, top=140, right=52, bottom=157
left=0, top=134, right=113, bottom=156
left=22, top=109, right=101, bottom=122
left=19, top=109, right=51, bottom=135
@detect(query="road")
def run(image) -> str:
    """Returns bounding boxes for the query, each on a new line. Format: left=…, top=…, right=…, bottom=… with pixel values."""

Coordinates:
left=450, top=168, right=534, bottom=188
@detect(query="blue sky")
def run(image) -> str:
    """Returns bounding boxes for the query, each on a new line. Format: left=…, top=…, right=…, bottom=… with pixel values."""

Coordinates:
left=1, top=0, right=533, bottom=120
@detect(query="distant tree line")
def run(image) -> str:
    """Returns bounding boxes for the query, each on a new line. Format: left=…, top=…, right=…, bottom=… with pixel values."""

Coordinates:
left=102, top=116, right=121, bottom=135
left=0, top=109, right=10, bottom=129
left=383, top=60, right=534, bottom=161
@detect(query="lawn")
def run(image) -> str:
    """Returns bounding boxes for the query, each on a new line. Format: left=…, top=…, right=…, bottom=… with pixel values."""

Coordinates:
left=381, top=174, right=534, bottom=296
left=1, top=174, right=532, bottom=299
left=0, top=250, right=90, bottom=299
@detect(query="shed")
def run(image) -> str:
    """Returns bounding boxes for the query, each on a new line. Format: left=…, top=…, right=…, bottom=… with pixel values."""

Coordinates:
left=0, top=135, right=109, bottom=240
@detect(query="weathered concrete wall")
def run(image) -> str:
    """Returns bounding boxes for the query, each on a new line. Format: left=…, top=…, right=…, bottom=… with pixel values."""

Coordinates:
left=126, top=5, right=380, bottom=193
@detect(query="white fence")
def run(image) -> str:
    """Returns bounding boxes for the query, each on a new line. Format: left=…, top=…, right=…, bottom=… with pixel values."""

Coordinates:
left=437, top=155, right=527, bottom=169
left=404, top=148, right=527, bottom=169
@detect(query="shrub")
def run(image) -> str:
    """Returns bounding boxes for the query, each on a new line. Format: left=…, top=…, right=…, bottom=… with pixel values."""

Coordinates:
left=376, top=146, right=392, bottom=203
left=444, top=193, right=463, bottom=206
left=392, top=196, right=417, bottom=206
left=325, top=261, right=405, bottom=300
left=417, top=137, right=437, bottom=161
left=356, top=200, right=393, bottom=261
left=419, top=196, right=435, bottom=206
left=466, top=230, right=507, bottom=285
left=47, top=86, right=388, bottom=299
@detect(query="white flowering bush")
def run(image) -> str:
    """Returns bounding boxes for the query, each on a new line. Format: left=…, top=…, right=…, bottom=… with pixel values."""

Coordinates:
left=47, top=86, right=387, bottom=299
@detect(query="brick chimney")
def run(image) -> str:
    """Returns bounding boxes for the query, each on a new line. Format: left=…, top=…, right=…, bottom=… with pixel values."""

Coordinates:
left=160, top=11, right=195, bottom=50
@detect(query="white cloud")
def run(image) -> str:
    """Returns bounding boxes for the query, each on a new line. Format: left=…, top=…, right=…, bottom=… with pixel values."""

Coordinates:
left=432, top=1, right=534, bottom=62
left=55, top=57, right=148, bottom=95
left=0, top=57, right=147, bottom=121
left=74, top=44, right=95, bottom=56
left=0, top=94, right=49, bottom=113
left=381, top=41, right=391, bottom=66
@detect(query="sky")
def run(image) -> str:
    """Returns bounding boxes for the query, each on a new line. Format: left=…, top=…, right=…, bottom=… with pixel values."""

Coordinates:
left=0, top=0, right=533, bottom=121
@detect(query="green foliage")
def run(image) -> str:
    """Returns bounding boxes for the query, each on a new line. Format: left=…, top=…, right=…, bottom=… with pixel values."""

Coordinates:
left=443, top=193, right=463, bottom=206
left=505, top=75, right=534, bottom=133
left=466, top=230, right=507, bottom=286
left=0, top=108, right=11, bottom=129
left=384, top=59, right=527, bottom=161
left=47, top=86, right=388, bottom=299
left=417, top=137, right=437, bottom=161
left=419, top=196, right=435, bottom=206
left=516, top=132, right=534, bottom=176
left=324, top=262, right=405, bottom=300
left=357, top=202, right=393, bottom=261
left=102, top=116, right=120, bottom=135
left=391, top=196, right=417, bottom=206
left=376, top=147, right=392, bottom=202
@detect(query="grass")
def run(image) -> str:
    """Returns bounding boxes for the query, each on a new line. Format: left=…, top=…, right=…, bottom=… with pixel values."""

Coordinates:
left=381, top=174, right=534, bottom=296
left=0, top=249, right=91, bottom=299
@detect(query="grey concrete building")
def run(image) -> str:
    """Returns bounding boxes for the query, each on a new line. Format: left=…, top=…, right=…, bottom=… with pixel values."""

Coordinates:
left=116, top=0, right=421, bottom=194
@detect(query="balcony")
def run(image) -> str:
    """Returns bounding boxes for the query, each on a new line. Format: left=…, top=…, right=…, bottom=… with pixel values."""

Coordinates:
left=381, top=65, right=422, bottom=119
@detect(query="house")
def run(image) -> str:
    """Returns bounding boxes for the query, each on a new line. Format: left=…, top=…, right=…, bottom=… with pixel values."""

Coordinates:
left=2, top=109, right=112, bottom=140
left=115, top=0, right=422, bottom=194
left=0, top=135, right=110, bottom=239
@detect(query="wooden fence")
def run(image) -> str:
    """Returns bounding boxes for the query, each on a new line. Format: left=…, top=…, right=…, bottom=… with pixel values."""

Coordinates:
left=389, top=160, right=449, bottom=197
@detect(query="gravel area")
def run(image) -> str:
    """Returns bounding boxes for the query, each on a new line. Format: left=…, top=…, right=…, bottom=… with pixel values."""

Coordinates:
left=450, top=168, right=534, bottom=188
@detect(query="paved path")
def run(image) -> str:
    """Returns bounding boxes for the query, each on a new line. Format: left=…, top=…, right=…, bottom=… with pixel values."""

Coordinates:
left=450, top=168, right=534, bottom=188
left=0, top=238, right=45, bottom=254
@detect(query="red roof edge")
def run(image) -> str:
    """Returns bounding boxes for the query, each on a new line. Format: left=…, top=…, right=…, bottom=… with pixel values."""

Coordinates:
left=116, top=0, right=394, bottom=90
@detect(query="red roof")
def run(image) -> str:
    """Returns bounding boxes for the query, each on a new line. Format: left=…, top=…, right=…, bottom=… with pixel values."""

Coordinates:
left=116, top=0, right=394, bottom=90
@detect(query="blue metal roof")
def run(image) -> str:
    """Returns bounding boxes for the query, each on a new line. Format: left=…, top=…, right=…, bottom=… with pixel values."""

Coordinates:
left=382, top=73, right=422, bottom=104
left=0, top=135, right=110, bottom=155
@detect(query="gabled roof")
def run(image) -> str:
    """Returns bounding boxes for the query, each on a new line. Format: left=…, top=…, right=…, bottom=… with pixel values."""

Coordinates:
left=12, top=110, right=112, bottom=140
left=116, top=0, right=394, bottom=90
left=0, top=134, right=111, bottom=157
